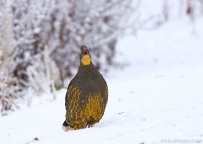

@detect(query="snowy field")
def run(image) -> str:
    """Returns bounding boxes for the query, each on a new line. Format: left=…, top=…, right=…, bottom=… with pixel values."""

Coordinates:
left=1, top=17, right=203, bottom=144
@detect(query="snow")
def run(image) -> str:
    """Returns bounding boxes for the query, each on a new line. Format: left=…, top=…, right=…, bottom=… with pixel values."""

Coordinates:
left=1, top=17, right=203, bottom=144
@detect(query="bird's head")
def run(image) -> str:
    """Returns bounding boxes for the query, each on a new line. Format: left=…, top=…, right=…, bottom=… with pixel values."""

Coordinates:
left=80, top=45, right=91, bottom=65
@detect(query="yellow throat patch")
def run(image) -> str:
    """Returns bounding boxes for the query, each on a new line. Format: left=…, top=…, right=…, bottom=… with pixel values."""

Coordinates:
left=81, top=55, right=91, bottom=65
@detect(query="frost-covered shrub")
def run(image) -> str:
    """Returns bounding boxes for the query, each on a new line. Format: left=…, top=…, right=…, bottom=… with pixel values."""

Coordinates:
left=27, top=46, right=59, bottom=98
left=10, top=0, right=135, bottom=85
left=0, top=51, right=10, bottom=115
left=0, top=1, right=20, bottom=115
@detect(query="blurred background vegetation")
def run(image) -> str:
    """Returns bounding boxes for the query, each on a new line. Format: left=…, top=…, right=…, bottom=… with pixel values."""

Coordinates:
left=0, top=0, right=202, bottom=115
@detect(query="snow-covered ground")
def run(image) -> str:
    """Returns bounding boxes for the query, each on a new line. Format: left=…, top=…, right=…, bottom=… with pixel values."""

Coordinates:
left=1, top=17, right=203, bottom=144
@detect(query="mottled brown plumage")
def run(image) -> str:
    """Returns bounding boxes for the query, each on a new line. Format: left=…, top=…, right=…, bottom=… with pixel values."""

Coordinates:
left=62, top=46, right=108, bottom=131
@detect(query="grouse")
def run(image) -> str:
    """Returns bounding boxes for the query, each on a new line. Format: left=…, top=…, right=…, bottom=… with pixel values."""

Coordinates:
left=62, top=45, right=108, bottom=131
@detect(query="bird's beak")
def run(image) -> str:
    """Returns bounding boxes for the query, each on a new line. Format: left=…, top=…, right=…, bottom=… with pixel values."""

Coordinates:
left=81, top=49, right=88, bottom=55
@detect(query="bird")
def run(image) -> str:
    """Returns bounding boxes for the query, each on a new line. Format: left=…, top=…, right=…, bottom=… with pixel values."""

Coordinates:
left=62, top=45, right=108, bottom=131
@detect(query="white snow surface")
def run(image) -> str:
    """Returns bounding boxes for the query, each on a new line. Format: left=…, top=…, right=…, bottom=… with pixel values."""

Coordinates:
left=1, top=17, right=203, bottom=144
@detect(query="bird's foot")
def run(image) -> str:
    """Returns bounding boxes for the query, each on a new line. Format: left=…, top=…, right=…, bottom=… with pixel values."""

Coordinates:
left=87, top=123, right=93, bottom=128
